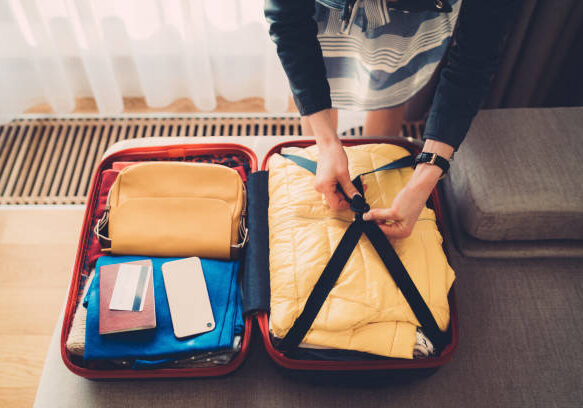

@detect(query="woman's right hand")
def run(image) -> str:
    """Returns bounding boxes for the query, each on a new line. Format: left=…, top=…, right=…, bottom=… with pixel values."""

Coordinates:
left=314, top=139, right=360, bottom=210
left=306, top=109, right=359, bottom=210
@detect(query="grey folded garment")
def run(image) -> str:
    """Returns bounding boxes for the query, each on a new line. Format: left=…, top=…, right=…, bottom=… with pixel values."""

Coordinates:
left=65, top=270, right=241, bottom=369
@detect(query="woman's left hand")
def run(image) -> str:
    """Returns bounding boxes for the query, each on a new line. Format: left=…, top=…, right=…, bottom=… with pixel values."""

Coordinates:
left=363, top=182, right=430, bottom=239
left=363, top=139, right=454, bottom=239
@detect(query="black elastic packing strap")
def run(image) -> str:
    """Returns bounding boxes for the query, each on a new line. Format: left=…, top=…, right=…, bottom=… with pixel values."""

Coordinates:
left=277, top=153, right=448, bottom=354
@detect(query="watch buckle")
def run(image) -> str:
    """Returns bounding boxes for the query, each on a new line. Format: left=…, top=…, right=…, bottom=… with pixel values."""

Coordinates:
left=429, top=153, right=437, bottom=165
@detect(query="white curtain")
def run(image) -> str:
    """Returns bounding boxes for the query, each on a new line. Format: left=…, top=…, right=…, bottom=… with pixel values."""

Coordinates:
left=0, top=0, right=290, bottom=116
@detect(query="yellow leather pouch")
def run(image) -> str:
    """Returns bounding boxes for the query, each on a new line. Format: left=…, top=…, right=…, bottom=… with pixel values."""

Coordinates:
left=95, top=162, right=247, bottom=259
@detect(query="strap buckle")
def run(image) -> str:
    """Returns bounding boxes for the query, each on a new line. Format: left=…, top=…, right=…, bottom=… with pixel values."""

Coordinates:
left=349, top=194, right=370, bottom=215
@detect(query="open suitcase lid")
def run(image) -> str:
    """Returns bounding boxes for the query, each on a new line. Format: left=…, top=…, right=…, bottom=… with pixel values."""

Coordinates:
left=61, top=138, right=458, bottom=379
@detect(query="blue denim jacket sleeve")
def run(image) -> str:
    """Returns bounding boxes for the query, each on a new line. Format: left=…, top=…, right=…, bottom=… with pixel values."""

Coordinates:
left=423, top=0, right=521, bottom=150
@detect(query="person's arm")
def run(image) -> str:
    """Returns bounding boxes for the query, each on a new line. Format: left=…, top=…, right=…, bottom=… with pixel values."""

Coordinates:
left=363, top=139, right=454, bottom=238
left=310, top=110, right=360, bottom=209
left=365, top=0, right=522, bottom=238
left=264, top=0, right=332, bottom=116
left=423, top=0, right=522, bottom=150
left=265, top=0, right=359, bottom=209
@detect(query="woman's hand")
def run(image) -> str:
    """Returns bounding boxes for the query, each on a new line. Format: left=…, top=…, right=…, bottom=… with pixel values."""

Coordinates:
left=306, top=109, right=359, bottom=210
left=363, top=182, right=430, bottom=238
left=315, top=139, right=360, bottom=210
left=363, top=139, right=454, bottom=239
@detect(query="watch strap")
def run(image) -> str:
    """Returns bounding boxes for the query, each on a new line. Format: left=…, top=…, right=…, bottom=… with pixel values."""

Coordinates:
left=414, top=152, right=450, bottom=174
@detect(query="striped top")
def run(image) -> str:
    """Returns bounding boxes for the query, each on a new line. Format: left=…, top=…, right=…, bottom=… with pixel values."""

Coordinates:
left=314, top=0, right=462, bottom=110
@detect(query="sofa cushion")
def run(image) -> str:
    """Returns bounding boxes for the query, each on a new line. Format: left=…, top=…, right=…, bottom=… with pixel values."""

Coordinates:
left=441, top=178, right=583, bottom=258
left=448, top=107, right=583, bottom=241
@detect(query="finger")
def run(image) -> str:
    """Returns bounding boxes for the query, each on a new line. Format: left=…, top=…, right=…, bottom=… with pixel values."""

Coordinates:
left=334, top=191, right=350, bottom=210
left=363, top=208, right=397, bottom=222
left=317, top=180, right=339, bottom=204
left=313, top=178, right=328, bottom=194
left=324, top=190, right=344, bottom=210
left=378, top=223, right=410, bottom=239
left=322, top=189, right=350, bottom=210
left=337, top=172, right=359, bottom=199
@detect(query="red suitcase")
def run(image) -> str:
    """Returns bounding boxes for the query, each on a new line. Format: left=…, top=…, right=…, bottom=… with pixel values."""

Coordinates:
left=60, top=138, right=458, bottom=379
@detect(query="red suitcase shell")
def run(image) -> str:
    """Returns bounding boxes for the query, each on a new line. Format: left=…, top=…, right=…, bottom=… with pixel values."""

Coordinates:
left=60, top=139, right=458, bottom=379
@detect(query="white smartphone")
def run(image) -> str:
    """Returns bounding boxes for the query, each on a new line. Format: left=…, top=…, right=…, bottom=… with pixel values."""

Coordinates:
left=162, top=257, right=216, bottom=339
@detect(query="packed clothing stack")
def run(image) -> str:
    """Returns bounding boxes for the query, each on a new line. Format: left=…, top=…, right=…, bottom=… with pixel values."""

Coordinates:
left=82, top=256, right=243, bottom=368
left=268, top=144, right=455, bottom=359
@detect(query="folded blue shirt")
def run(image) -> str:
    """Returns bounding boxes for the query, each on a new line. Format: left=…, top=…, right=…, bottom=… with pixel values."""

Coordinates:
left=84, top=256, right=243, bottom=361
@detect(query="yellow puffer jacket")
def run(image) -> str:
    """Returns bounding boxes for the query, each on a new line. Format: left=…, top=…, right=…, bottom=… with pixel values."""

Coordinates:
left=268, top=143, right=455, bottom=359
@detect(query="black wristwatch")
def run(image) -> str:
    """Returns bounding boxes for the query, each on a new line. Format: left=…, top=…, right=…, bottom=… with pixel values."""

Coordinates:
left=414, top=152, right=450, bottom=176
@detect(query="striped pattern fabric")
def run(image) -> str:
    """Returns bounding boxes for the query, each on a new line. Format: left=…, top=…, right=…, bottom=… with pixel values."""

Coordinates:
left=314, top=0, right=462, bottom=110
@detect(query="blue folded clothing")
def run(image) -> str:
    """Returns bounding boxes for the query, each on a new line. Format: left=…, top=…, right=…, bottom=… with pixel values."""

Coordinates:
left=84, top=256, right=243, bottom=361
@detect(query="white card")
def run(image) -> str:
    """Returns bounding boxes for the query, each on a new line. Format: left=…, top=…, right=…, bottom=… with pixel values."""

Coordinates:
left=109, top=264, right=150, bottom=311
